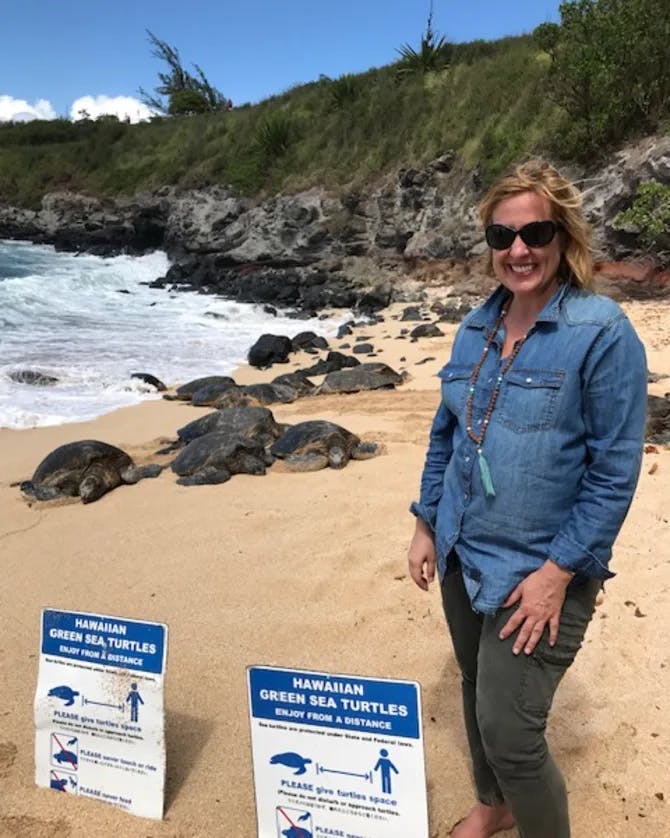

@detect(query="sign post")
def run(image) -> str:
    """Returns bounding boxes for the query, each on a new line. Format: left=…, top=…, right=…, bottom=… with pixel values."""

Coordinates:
left=35, top=608, right=168, bottom=819
left=248, top=666, right=429, bottom=838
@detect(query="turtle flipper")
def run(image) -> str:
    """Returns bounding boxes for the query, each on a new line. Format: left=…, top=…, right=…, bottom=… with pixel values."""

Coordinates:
left=121, top=463, right=163, bottom=483
left=20, top=481, right=64, bottom=501
left=176, top=466, right=231, bottom=486
left=351, top=441, right=384, bottom=460
left=279, top=453, right=329, bottom=472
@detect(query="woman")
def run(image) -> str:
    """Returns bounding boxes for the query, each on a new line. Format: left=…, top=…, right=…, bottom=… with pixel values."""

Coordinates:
left=408, top=161, right=646, bottom=838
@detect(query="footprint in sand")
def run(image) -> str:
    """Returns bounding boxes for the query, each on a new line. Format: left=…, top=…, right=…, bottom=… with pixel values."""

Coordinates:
left=0, top=740, right=17, bottom=777
left=0, top=815, right=71, bottom=838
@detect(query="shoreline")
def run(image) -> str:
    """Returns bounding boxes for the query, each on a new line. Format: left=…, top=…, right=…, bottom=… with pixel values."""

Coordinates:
left=1, top=298, right=668, bottom=837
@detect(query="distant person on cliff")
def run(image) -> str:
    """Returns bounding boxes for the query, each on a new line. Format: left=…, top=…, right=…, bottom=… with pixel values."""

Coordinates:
left=408, top=160, right=646, bottom=837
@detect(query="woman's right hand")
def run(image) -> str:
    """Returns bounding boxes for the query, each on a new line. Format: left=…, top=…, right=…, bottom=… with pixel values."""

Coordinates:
left=408, top=518, right=437, bottom=591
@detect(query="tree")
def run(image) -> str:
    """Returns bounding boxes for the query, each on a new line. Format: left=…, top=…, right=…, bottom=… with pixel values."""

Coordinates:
left=138, top=30, right=228, bottom=116
left=534, top=0, right=670, bottom=157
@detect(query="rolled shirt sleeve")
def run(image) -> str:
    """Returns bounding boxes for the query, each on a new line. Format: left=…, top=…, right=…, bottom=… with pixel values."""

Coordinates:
left=548, top=314, right=647, bottom=578
left=409, top=399, right=456, bottom=530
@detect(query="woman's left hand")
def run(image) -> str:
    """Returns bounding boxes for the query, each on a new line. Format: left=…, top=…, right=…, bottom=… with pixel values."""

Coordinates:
left=499, top=560, right=574, bottom=655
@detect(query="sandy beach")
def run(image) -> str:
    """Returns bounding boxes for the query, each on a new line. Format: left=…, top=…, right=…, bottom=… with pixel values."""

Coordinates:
left=1, top=292, right=668, bottom=838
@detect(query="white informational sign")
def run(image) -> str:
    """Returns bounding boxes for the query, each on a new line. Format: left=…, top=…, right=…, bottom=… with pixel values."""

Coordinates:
left=248, top=666, right=429, bottom=838
left=34, top=608, right=168, bottom=820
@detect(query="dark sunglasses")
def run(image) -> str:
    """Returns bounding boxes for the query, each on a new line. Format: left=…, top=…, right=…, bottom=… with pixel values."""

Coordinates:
left=485, top=220, right=562, bottom=250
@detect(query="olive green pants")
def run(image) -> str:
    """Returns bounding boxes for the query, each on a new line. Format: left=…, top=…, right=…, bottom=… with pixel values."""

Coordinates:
left=441, top=562, right=600, bottom=838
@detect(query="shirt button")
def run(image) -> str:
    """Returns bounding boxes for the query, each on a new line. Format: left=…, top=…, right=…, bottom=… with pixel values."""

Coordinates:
left=526, top=377, right=532, bottom=383
left=464, top=492, right=469, bottom=501
left=465, top=456, right=470, bottom=463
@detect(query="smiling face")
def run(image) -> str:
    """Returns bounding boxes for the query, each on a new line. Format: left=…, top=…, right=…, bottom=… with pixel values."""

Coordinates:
left=489, top=191, right=563, bottom=308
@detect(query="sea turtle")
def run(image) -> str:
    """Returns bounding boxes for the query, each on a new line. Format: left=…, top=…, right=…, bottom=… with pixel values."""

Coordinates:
left=53, top=748, right=78, bottom=767
left=213, top=382, right=298, bottom=409
left=317, top=362, right=404, bottom=394
left=171, top=432, right=271, bottom=485
left=272, top=372, right=317, bottom=396
left=48, top=685, right=80, bottom=706
left=282, top=826, right=312, bottom=838
left=269, top=752, right=312, bottom=775
left=270, top=420, right=382, bottom=471
left=163, top=375, right=237, bottom=404
left=177, top=406, right=285, bottom=446
left=50, top=777, right=68, bottom=792
left=20, top=441, right=162, bottom=504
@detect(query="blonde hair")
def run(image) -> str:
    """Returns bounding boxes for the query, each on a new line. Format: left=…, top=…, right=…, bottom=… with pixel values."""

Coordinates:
left=478, top=160, right=593, bottom=290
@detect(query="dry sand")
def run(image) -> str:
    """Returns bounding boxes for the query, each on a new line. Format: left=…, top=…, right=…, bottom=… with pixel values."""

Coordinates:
left=0, top=297, right=668, bottom=837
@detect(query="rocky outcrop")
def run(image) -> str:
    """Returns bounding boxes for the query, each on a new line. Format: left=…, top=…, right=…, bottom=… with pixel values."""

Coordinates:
left=1, top=136, right=669, bottom=310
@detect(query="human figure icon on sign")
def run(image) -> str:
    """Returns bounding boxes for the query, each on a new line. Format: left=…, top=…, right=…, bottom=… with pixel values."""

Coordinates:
left=373, top=748, right=398, bottom=794
left=126, top=682, right=144, bottom=721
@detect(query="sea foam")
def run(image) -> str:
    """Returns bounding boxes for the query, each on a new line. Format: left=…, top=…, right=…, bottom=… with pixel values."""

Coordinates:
left=0, top=240, right=345, bottom=429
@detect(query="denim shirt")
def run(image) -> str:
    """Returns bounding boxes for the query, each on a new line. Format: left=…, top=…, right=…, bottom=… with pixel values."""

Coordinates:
left=410, top=283, right=647, bottom=614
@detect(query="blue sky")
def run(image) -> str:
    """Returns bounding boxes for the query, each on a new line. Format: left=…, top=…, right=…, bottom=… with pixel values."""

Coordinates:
left=1, top=0, right=561, bottom=122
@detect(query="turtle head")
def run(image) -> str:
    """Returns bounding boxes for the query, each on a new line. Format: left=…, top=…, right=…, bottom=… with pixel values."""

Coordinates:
left=327, top=445, right=346, bottom=468
left=79, top=475, right=105, bottom=503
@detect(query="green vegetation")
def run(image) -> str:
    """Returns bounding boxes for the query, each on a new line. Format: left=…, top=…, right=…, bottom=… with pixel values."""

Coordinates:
left=534, top=0, right=670, bottom=158
left=613, top=181, right=670, bottom=248
left=396, top=3, right=449, bottom=77
left=139, top=30, right=228, bottom=116
left=0, top=0, right=667, bottom=207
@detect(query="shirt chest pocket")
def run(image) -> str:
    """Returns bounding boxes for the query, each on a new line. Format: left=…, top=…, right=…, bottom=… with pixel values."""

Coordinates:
left=438, top=363, right=474, bottom=415
left=499, top=368, right=565, bottom=433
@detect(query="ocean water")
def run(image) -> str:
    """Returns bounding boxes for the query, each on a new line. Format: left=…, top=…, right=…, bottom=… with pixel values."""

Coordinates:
left=0, top=240, right=345, bottom=429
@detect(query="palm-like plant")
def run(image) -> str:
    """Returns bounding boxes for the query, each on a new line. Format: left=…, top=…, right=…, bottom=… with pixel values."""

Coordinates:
left=255, top=115, right=293, bottom=159
left=330, top=74, right=359, bottom=109
left=396, top=2, right=449, bottom=76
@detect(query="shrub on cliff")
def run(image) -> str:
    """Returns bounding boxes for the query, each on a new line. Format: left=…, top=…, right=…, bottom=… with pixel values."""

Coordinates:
left=613, top=181, right=670, bottom=251
left=535, top=0, right=670, bottom=158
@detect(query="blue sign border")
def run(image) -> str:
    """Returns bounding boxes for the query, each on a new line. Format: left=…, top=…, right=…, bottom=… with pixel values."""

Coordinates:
left=42, top=609, right=167, bottom=675
left=249, top=666, right=420, bottom=739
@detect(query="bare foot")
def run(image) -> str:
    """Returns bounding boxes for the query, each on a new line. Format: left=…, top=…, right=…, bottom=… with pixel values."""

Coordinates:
left=450, top=801, right=516, bottom=837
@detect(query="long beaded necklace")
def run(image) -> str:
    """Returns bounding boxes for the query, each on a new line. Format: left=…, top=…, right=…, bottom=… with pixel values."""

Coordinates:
left=466, top=305, right=527, bottom=497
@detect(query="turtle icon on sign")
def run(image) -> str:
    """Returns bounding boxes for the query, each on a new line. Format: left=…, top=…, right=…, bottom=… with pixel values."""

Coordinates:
left=276, top=806, right=312, bottom=838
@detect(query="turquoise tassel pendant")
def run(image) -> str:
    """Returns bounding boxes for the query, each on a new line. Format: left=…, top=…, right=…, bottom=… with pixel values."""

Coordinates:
left=477, top=448, right=496, bottom=497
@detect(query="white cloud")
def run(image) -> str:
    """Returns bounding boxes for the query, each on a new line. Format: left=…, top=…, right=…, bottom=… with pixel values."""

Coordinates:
left=0, top=95, right=57, bottom=122
left=70, top=95, right=155, bottom=123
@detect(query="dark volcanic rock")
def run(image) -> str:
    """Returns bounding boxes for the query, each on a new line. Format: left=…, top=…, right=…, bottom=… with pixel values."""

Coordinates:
left=646, top=395, right=670, bottom=443
left=298, top=350, right=361, bottom=377
left=248, top=334, right=293, bottom=368
left=410, top=323, right=444, bottom=339
left=400, top=306, right=426, bottom=321
left=292, top=331, right=329, bottom=351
